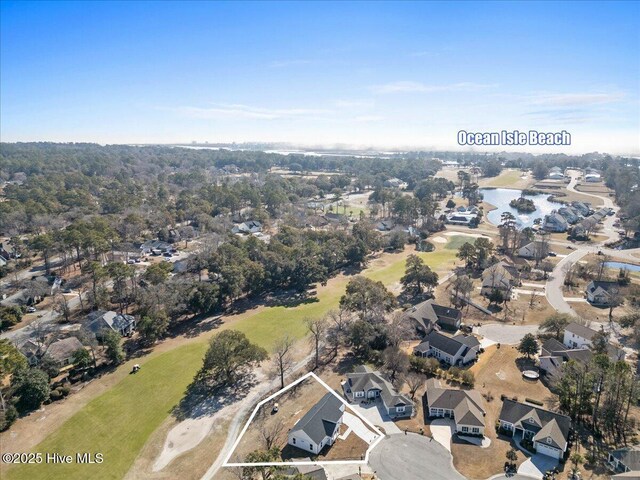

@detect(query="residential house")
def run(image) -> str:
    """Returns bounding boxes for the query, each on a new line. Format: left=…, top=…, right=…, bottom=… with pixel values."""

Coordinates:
left=375, top=219, right=395, bottom=232
left=446, top=213, right=476, bottom=226
left=543, top=212, right=568, bottom=233
left=343, top=366, right=414, bottom=418
left=518, top=241, right=549, bottom=260
left=585, top=280, right=620, bottom=306
left=539, top=338, right=594, bottom=378
left=0, top=242, right=15, bottom=263
left=563, top=322, right=597, bottom=349
left=87, top=310, right=136, bottom=337
left=480, top=261, right=520, bottom=297
left=547, top=167, right=564, bottom=180
left=140, top=240, right=172, bottom=255
left=562, top=322, right=625, bottom=360
left=557, top=207, right=581, bottom=225
left=0, top=256, right=6, bottom=267
left=413, top=330, right=481, bottom=366
left=608, top=446, right=640, bottom=475
left=571, top=201, right=591, bottom=217
left=585, top=172, right=602, bottom=182
left=425, top=379, right=486, bottom=436
left=232, top=220, right=262, bottom=235
left=282, top=464, right=328, bottom=480
left=44, top=337, right=84, bottom=367
left=288, top=392, right=345, bottom=454
left=405, top=300, right=462, bottom=334
left=383, top=178, right=407, bottom=189
left=18, top=339, right=44, bottom=366
left=498, top=399, right=572, bottom=460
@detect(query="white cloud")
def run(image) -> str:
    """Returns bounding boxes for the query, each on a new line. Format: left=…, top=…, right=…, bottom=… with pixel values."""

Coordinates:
left=175, top=104, right=332, bottom=120
left=529, top=92, right=625, bottom=106
left=370, top=81, right=498, bottom=94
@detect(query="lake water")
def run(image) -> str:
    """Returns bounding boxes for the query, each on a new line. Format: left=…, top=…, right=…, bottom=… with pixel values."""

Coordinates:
left=604, top=261, right=640, bottom=272
left=480, top=188, right=560, bottom=227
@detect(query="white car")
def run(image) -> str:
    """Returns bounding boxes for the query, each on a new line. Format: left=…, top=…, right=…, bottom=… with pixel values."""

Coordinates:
left=27, top=306, right=37, bottom=313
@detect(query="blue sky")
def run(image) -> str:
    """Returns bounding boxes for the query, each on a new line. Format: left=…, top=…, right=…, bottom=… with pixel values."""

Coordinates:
left=1, top=1, right=639, bottom=153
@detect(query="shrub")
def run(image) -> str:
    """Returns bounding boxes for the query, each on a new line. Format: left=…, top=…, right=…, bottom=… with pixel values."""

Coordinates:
left=50, top=389, right=63, bottom=401
left=525, top=397, right=543, bottom=406
left=60, top=385, right=71, bottom=396
left=449, top=366, right=461, bottom=379
left=461, top=370, right=475, bottom=387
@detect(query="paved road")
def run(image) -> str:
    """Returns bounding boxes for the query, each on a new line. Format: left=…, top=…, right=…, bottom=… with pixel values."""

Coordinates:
left=369, top=433, right=465, bottom=480
left=475, top=324, right=539, bottom=345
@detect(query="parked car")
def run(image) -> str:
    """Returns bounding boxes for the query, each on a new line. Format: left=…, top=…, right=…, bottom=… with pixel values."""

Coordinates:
left=26, top=306, right=37, bottom=313
left=548, top=252, right=557, bottom=257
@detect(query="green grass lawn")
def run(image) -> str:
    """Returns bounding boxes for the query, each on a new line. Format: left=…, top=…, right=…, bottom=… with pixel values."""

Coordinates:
left=480, top=169, right=525, bottom=188
left=443, top=235, right=475, bottom=251
left=6, top=246, right=456, bottom=480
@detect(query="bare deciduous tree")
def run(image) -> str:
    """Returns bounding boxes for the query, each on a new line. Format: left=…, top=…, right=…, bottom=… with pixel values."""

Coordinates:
left=259, top=418, right=285, bottom=451
left=271, top=335, right=294, bottom=390
left=305, top=316, right=327, bottom=370
left=406, top=372, right=424, bottom=400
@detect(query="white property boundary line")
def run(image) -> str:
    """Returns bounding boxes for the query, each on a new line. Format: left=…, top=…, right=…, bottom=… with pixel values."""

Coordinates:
left=223, top=371, right=385, bottom=467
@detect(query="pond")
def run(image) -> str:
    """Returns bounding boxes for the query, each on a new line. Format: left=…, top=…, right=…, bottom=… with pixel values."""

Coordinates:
left=604, top=261, right=640, bottom=272
left=480, top=188, right=560, bottom=228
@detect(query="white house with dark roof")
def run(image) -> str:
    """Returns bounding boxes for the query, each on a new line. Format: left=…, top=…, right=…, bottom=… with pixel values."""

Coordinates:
left=288, top=392, right=345, bottom=454
left=342, top=366, right=413, bottom=418
left=585, top=280, right=620, bottom=306
left=425, top=379, right=486, bottom=436
left=498, top=399, right=572, bottom=460
left=413, top=330, right=480, bottom=366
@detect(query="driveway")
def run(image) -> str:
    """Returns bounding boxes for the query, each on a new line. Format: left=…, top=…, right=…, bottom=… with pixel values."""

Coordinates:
left=369, top=433, right=465, bottom=480
left=474, top=324, right=539, bottom=345
left=350, top=402, right=401, bottom=435
left=517, top=454, right=559, bottom=479
left=341, top=410, right=381, bottom=444
left=429, top=418, right=455, bottom=452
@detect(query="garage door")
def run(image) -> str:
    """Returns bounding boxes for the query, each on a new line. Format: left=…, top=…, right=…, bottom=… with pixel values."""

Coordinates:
left=536, top=443, right=561, bottom=459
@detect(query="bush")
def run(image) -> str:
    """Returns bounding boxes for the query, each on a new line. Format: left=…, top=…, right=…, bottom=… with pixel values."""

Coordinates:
left=50, top=389, right=63, bottom=401
left=60, top=385, right=71, bottom=396
left=449, top=366, right=461, bottom=379
left=461, top=370, right=475, bottom=386
left=525, top=397, right=543, bottom=406
left=0, top=404, right=18, bottom=431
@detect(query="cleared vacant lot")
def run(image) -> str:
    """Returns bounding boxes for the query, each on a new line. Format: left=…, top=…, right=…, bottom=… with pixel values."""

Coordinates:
left=4, top=243, right=457, bottom=480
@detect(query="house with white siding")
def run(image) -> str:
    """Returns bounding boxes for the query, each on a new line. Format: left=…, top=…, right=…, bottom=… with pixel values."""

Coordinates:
left=413, top=330, right=481, bottom=366
left=425, top=379, right=486, bottom=436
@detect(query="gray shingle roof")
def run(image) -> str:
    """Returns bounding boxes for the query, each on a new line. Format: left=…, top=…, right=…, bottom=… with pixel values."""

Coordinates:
left=564, top=322, right=597, bottom=341
left=610, top=446, right=640, bottom=471
left=499, top=399, right=571, bottom=450
left=346, top=367, right=413, bottom=408
left=290, top=393, right=344, bottom=445
left=45, top=337, right=83, bottom=363
left=405, top=300, right=461, bottom=331
left=426, top=379, right=485, bottom=427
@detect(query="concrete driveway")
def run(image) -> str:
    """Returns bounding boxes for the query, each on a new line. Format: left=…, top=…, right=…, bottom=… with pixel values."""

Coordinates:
left=341, top=411, right=381, bottom=444
left=429, top=418, right=455, bottom=452
left=517, top=454, right=559, bottom=479
left=350, top=402, right=401, bottom=435
left=475, top=324, right=539, bottom=345
left=369, top=433, right=465, bottom=480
